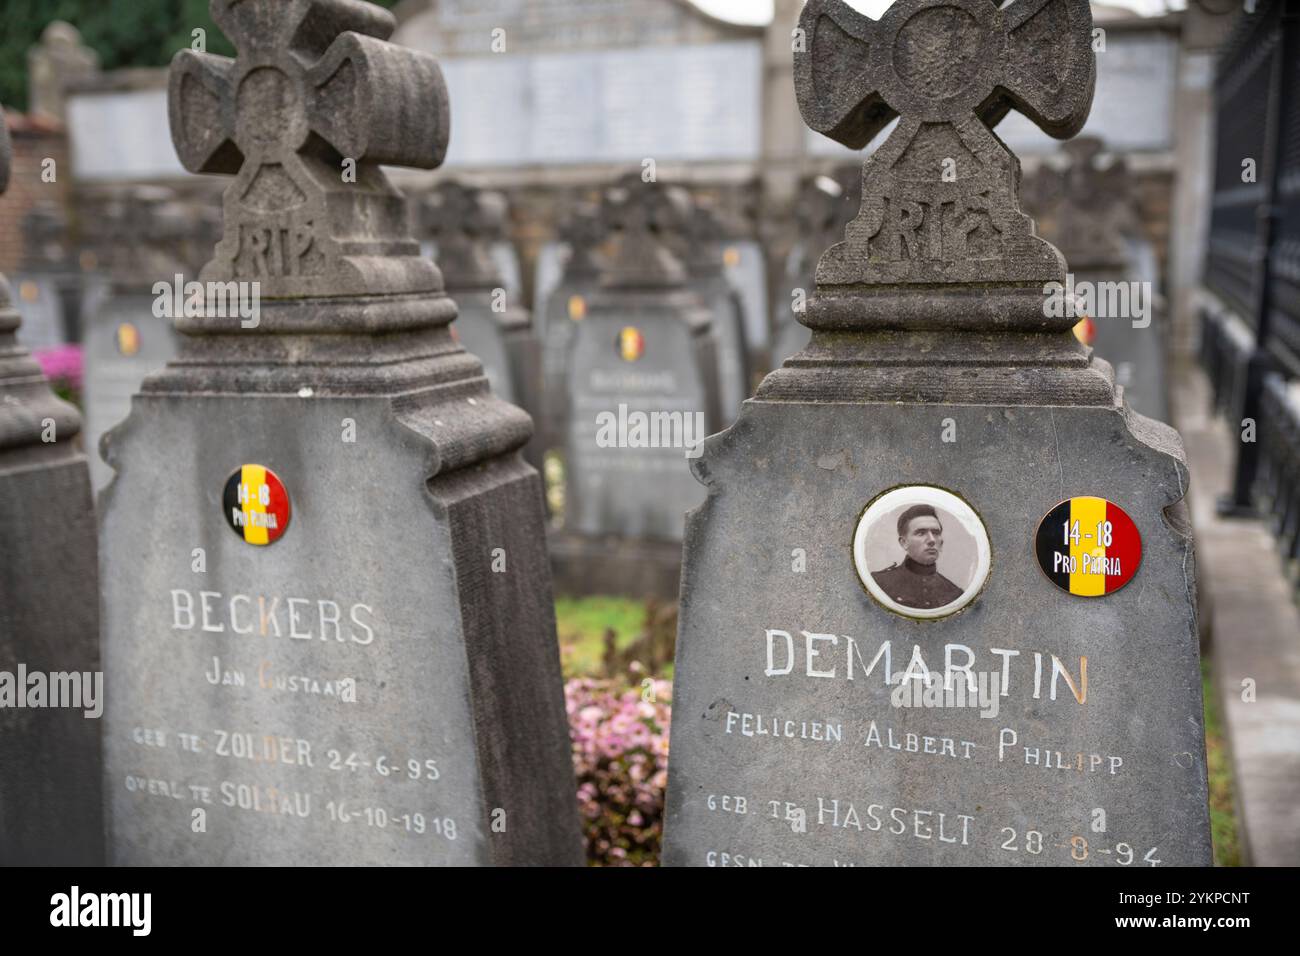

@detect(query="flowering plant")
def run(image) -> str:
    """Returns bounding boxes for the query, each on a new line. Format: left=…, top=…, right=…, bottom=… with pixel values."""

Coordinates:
left=566, top=673, right=671, bottom=866
left=34, top=344, right=84, bottom=402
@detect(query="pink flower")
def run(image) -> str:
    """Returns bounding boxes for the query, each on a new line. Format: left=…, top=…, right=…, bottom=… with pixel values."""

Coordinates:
left=34, top=344, right=83, bottom=391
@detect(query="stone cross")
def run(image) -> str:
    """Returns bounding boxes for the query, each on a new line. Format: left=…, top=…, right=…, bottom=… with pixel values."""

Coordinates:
left=26, top=21, right=99, bottom=122
left=557, top=201, right=605, bottom=279
left=795, top=0, right=1094, bottom=298
left=168, top=0, right=449, bottom=298
left=1025, top=135, right=1138, bottom=270
left=418, top=182, right=507, bottom=287
left=599, top=175, right=692, bottom=289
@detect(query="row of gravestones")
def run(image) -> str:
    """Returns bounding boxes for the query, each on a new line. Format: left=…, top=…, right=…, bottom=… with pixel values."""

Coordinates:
left=19, top=145, right=1167, bottom=536
left=0, top=0, right=1208, bottom=867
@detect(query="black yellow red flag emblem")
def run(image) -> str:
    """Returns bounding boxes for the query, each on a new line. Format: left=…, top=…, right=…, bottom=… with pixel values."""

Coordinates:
left=1035, top=496, right=1141, bottom=596
left=222, top=465, right=291, bottom=546
left=616, top=326, right=644, bottom=362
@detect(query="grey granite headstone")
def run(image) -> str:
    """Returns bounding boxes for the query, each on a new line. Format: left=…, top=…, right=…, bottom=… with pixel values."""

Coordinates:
left=680, top=200, right=751, bottom=424
left=1024, top=137, right=1168, bottom=422
left=417, top=183, right=543, bottom=470
left=532, top=239, right=566, bottom=329
left=27, top=21, right=100, bottom=123
left=552, top=178, right=722, bottom=598
left=541, top=203, right=606, bottom=453
left=99, top=0, right=580, bottom=866
left=664, top=0, right=1211, bottom=867
left=17, top=201, right=87, bottom=343
left=720, top=238, right=769, bottom=369
left=10, top=274, right=67, bottom=353
left=0, top=109, right=105, bottom=866
left=82, top=188, right=189, bottom=493
left=770, top=171, right=860, bottom=365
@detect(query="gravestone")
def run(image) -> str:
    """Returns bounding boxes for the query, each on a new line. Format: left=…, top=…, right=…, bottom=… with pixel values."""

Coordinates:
left=720, top=237, right=769, bottom=380
left=11, top=204, right=75, bottom=354
left=1025, top=137, right=1169, bottom=422
left=541, top=201, right=606, bottom=454
left=418, top=182, right=544, bottom=468
left=416, top=190, right=523, bottom=308
left=664, top=0, right=1211, bottom=867
left=532, top=239, right=567, bottom=329
left=552, top=178, right=722, bottom=598
left=99, top=0, right=580, bottom=866
left=81, top=188, right=189, bottom=492
left=27, top=21, right=100, bottom=122
left=681, top=199, right=751, bottom=423
left=0, top=109, right=105, bottom=866
left=770, top=170, right=860, bottom=365
left=16, top=201, right=86, bottom=343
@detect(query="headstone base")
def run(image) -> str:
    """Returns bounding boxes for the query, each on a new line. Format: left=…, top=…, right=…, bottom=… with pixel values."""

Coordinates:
left=549, top=533, right=683, bottom=601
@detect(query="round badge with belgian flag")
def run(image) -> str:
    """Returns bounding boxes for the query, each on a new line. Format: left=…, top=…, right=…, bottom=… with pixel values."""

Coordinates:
left=616, top=326, right=645, bottom=362
left=1034, top=496, right=1141, bottom=596
left=223, top=465, right=291, bottom=546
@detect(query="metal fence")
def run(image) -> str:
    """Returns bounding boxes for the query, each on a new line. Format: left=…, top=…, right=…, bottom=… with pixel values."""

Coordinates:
left=1200, top=0, right=1300, bottom=515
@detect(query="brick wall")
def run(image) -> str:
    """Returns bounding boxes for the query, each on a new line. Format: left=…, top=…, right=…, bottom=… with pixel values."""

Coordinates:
left=0, top=111, right=71, bottom=275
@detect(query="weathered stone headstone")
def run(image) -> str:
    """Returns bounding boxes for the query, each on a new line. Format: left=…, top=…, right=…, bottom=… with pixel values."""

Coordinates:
left=665, top=0, right=1211, bottom=867
left=416, top=181, right=544, bottom=472
left=552, top=178, right=722, bottom=598
left=27, top=21, right=100, bottom=123
left=100, top=0, right=580, bottom=865
left=540, top=201, right=606, bottom=454
left=16, top=201, right=87, bottom=342
left=81, top=188, right=189, bottom=492
left=11, top=203, right=76, bottom=354
left=681, top=199, right=751, bottom=423
left=720, top=237, right=769, bottom=380
left=1025, top=136, right=1169, bottom=422
left=770, top=170, right=860, bottom=365
left=0, top=108, right=105, bottom=866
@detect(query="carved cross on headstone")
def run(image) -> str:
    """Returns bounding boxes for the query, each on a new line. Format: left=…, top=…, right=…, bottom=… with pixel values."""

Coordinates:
left=418, top=182, right=506, bottom=287
left=557, top=201, right=605, bottom=278
left=682, top=199, right=732, bottom=276
left=1026, top=135, right=1137, bottom=269
left=168, top=0, right=449, bottom=299
left=599, top=176, right=692, bottom=289
left=795, top=0, right=1095, bottom=299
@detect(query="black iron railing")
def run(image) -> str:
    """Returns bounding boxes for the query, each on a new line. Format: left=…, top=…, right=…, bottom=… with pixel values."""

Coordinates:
left=1200, top=0, right=1300, bottom=516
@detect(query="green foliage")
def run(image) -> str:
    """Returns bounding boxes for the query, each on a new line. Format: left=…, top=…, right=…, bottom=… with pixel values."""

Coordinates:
left=1202, top=660, right=1241, bottom=867
left=555, top=596, right=648, bottom=679
left=0, top=0, right=399, bottom=112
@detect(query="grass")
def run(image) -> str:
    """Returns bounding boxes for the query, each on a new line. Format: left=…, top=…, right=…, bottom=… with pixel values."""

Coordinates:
left=1203, top=659, right=1242, bottom=867
left=554, top=596, right=649, bottom=679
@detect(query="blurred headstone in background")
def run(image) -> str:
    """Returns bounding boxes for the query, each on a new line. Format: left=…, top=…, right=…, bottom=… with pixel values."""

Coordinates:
left=770, top=169, right=860, bottom=366
left=1024, top=136, right=1170, bottom=422
left=540, top=200, right=606, bottom=458
left=553, top=176, right=722, bottom=598
left=26, top=21, right=100, bottom=123
left=81, top=186, right=188, bottom=492
left=417, top=181, right=544, bottom=468
left=680, top=197, right=750, bottom=423
left=11, top=201, right=78, bottom=353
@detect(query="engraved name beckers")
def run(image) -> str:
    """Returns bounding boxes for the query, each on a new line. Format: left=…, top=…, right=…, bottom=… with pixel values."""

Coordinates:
left=170, top=589, right=375, bottom=645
